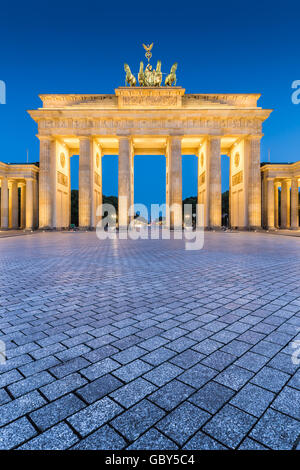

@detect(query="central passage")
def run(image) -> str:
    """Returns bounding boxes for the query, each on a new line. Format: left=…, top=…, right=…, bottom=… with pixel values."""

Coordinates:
left=134, top=155, right=166, bottom=221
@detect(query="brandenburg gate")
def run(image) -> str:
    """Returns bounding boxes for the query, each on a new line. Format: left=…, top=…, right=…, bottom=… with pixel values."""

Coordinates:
left=27, top=49, right=272, bottom=230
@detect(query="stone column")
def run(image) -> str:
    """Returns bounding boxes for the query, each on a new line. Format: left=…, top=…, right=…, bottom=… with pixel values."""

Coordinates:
left=10, top=180, right=19, bottom=229
left=248, top=136, right=262, bottom=229
left=266, top=178, right=275, bottom=229
left=118, top=136, right=132, bottom=229
left=291, top=178, right=299, bottom=230
left=169, top=136, right=182, bottom=230
left=0, top=177, right=8, bottom=229
left=20, top=183, right=26, bottom=228
left=26, top=178, right=34, bottom=230
left=274, top=182, right=279, bottom=228
left=281, top=180, right=291, bottom=229
left=208, top=137, right=221, bottom=228
left=39, top=137, right=54, bottom=228
left=79, top=137, right=92, bottom=229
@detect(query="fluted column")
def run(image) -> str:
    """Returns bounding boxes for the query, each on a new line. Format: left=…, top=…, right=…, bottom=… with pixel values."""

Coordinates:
left=266, top=178, right=275, bottom=229
left=208, top=137, right=221, bottom=228
left=10, top=180, right=19, bottom=229
left=79, top=137, right=92, bottom=229
left=281, top=180, right=291, bottom=229
left=248, top=136, right=262, bottom=229
left=169, top=136, right=182, bottom=229
left=20, top=183, right=26, bottom=228
left=39, top=137, right=54, bottom=228
left=291, top=178, right=299, bottom=229
left=25, top=178, right=34, bottom=230
left=274, top=182, right=279, bottom=228
left=0, top=177, right=8, bottom=229
left=118, top=136, right=132, bottom=229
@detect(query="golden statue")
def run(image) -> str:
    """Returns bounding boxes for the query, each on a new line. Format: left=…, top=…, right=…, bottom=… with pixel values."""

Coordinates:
left=124, top=64, right=136, bottom=87
left=165, top=63, right=177, bottom=86
left=143, top=43, right=153, bottom=62
left=124, top=45, right=177, bottom=87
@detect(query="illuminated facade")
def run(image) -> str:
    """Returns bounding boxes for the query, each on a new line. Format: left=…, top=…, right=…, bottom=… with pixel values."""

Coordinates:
left=25, top=87, right=272, bottom=230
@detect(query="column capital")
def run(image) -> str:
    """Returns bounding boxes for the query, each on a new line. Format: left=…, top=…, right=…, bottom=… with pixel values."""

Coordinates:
left=116, top=132, right=131, bottom=138
left=247, top=135, right=262, bottom=141
left=37, top=135, right=54, bottom=142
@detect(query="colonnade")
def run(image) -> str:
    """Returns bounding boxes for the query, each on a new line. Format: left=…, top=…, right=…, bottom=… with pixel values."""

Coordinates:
left=37, top=133, right=263, bottom=231
left=0, top=164, right=39, bottom=230
left=263, top=176, right=300, bottom=230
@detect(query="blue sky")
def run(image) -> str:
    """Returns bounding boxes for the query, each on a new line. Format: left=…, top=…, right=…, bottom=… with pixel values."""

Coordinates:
left=0, top=0, right=299, bottom=208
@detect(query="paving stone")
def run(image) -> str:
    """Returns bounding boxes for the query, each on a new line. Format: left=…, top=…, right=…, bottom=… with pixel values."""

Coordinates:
left=201, top=350, right=236, bottom=371
left=0, top=388, right=11, bottom=405
left=183, top=431, right=226, bottom=450
left=77, top=374, right=122, bottom=404
left=179, top=363, right=217, bottom=388
left=238, top=438, right=269, bottom=450
left=82, top=358, right=120, bottom=381
left=215, top=365, right=254, bottom=391
left=8, top=371, right=55, bottom=398
left=251, top=366, right=290, bottom=393
left=234, top=351, right=269, bottom=372
left=67, top=397, right=123, bottom=437
left=203, top=404, right=256, bottom=449
left=0, top=390, right=46, bottom=427
left=113, top=359, right=152, bottom=382
left=189, top=381, right=234, bottom=413
left=149, top=379, right=194, bottom=411
left=0, top=417, right=37, bottom=450
left=110, top=377, right=156, bottom=408
left=83, top=345, right=119, bottom=363
left=288, top=370, right=300, bottom=390
left=271, top=386, right=300, bottom=419
left=156, top=402, right=210, bottom=446
left=112, top=345, right=146, bottom=364
left=230, top=383, right=274, bottom=417
left=221, top=340, right=252, bottom=357
left=250, top=340, right=282, bottom=358
left=111, top=399, right=165, bottom=441
left=143, top=347, right=176, bottom=366
left=250, top=408, right=300, bottom=450
left=30, top=393, right=85, bottom=431
left=19, top=422, right=78, bottom=450
left=49, top=357, right=90, bottom=379
left=170, top=349, right=204, bottom=369
left=71, top=425, right=126, bottom=450
left=127, top=428, right=179, bottom=450
left=268, top=352, right=299, bottom=375
left=0, top=369, right=23, bottom=388
left=40, top=373, right=88, bottom=401
left=19, top=356, right=61, bottom=377
left=192, top=338, right=222, bottom=354
left=143, top=362, right=182, bottom=387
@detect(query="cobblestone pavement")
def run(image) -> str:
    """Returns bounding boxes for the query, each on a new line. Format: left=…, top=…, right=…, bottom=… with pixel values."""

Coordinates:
left=0, top=231, right=300, bottom=450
